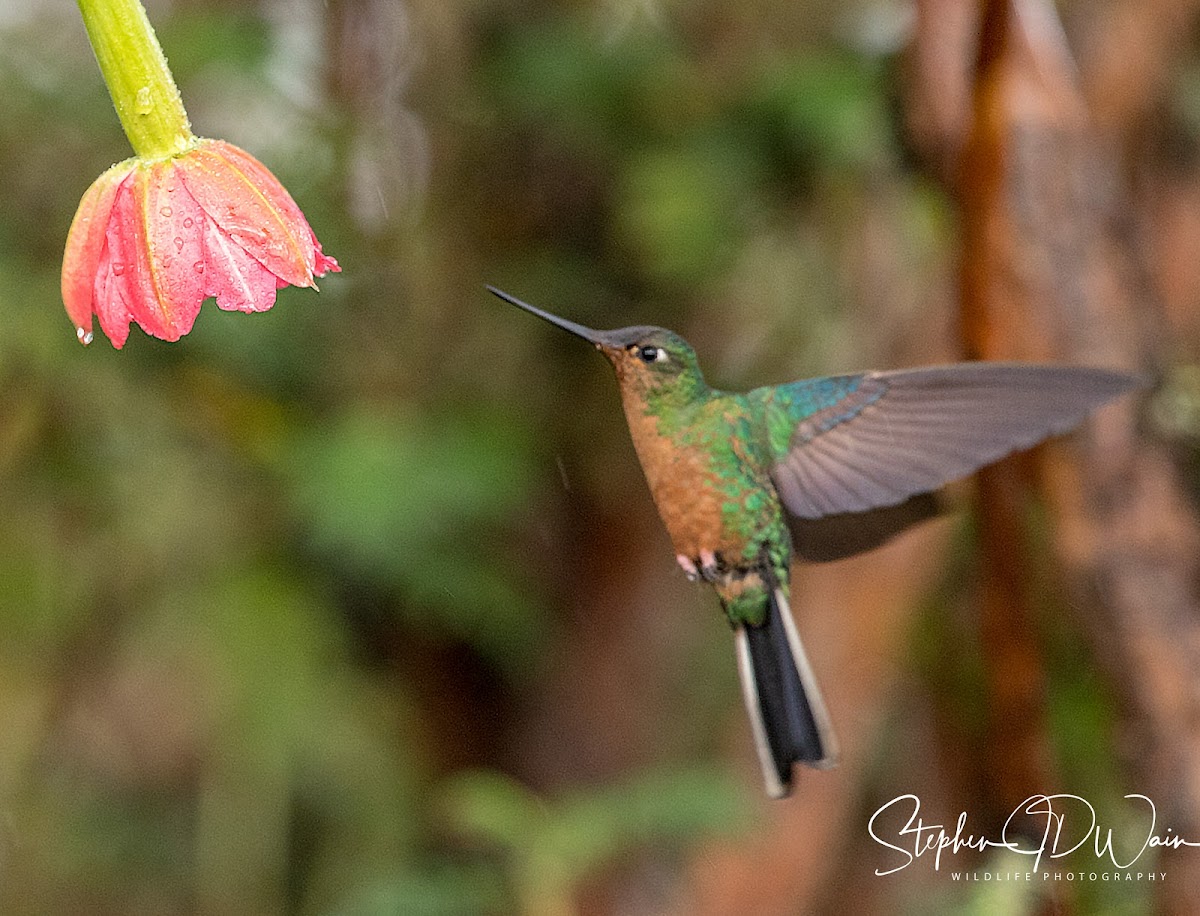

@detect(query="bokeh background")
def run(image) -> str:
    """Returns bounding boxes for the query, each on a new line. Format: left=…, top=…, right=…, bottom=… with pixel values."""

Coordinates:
left=3, top=0, right=1200, bottom=913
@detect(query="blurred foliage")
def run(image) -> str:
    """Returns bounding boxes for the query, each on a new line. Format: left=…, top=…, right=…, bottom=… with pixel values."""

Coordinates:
left=441, top=767, right=746, bottom=915
left=283, top=406, right=546, bottom=678
left=0, top=0, right=1173, bottom=913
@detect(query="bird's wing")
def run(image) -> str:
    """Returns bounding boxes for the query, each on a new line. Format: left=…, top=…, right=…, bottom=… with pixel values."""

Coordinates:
left=762, top=364, right=1140, bottom=520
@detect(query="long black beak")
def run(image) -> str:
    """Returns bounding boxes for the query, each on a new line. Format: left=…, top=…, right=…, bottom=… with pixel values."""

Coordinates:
left=487, top=286, right=608, bottom=346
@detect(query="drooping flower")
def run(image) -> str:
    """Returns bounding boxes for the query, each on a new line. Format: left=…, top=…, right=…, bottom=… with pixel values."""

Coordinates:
left=63, top=0, right=338, bottom=348
left=63, top=140, right=339, bottom=348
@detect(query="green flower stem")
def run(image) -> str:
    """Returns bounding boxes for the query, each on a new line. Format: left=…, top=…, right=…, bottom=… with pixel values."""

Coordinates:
left=76, top=0, right=194, bottom=159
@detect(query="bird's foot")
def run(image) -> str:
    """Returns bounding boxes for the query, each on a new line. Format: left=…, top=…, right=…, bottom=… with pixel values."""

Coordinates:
left=699, top=549, right=722, bottom=582
left=676, top=555, right=701, bottom=582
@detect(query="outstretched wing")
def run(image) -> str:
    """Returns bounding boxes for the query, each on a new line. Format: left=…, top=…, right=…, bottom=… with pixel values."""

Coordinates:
left=762, top=364, right=1140, bottom=520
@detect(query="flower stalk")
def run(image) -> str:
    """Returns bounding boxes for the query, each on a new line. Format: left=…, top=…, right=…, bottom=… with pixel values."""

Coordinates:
left=76, top=0, right=194, bottom=159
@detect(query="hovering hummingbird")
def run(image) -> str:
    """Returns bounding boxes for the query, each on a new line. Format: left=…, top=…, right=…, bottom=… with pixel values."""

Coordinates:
left=489, top=286, right=1140, bottom=798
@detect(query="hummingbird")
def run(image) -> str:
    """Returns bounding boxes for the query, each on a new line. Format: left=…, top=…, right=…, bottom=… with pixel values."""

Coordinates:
left=489, top=286, right=1140, bottom=798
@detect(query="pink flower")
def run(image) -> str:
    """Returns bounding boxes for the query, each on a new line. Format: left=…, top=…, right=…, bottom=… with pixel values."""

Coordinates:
left=62, top=138, right=339, bottom=348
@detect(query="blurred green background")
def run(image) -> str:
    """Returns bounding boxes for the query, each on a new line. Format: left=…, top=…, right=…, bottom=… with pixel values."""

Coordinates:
left=0, top=0, right=1196, bottom=914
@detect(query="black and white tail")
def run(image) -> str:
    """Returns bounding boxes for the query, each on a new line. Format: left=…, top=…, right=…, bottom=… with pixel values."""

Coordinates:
left=734, top=585, right=837, bottom=798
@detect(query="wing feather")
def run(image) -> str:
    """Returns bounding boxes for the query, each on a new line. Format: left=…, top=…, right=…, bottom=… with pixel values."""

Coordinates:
left=769, top=364, right=1140, bottom=520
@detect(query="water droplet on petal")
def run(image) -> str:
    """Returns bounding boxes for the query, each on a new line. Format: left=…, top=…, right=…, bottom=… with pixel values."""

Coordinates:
left=182, top=217, right=194, bottom=228
left=77, top=326, right=93, bottom=345
left=174, top=237, right=184, bottom=251
left=112, top=262, right=125, bottom=276
left=193, top=260, right=205, bottom=274
left=161, top=206, right=173, bottom=217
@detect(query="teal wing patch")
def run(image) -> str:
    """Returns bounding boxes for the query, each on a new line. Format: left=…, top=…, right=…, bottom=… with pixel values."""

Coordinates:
left=756, top=374, right=881, bottom=460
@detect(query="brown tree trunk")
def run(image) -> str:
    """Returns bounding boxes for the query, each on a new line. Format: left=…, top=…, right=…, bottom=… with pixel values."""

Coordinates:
left=961, top=0, right=1200, bottom=911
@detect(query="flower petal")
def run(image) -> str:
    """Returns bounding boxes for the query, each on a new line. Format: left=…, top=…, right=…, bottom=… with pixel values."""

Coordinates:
left=92, top=233, right=134, bottom=349
left=61, top=162, right=130, bottom=343
left=201, top=214, right=281, bottom=313
left=107, top=165, right=186, bottom=341
left=307, top=225, right=340, bottom=277
left=205, top=140, right=341, bottom=278
left=176, top=139, right=318, bottom=288
left=141, top=159, right=208, bottom=332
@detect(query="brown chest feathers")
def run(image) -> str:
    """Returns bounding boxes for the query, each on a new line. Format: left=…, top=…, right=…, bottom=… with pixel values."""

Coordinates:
left=618, top=393, right=744, bottom=563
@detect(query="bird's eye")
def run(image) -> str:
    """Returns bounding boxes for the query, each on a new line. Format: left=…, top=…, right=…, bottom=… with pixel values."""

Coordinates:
left=636, top=345, right=664, bottom=363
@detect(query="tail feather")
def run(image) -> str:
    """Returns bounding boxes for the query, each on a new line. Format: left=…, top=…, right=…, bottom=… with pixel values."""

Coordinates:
left=735, top=586, right=837, bottom=798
